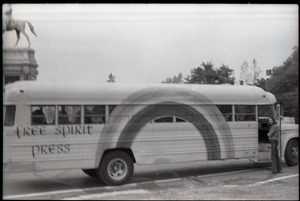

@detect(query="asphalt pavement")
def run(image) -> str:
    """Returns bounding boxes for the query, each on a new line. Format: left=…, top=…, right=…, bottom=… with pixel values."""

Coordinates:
left=3, top=160, right=299, bottom=200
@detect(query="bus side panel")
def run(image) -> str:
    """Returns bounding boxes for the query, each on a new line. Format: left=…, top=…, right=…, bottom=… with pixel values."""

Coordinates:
left=4, top=124, right=104, bottom=171
left=228, top=122, right=259, bottom=159
left=131, top=122, right=207, bottom=164
left=131, top=121, right=259, bottom=165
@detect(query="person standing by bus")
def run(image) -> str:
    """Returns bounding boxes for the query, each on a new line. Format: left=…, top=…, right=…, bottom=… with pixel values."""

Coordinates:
left=268, top=118, right=282, bottom=173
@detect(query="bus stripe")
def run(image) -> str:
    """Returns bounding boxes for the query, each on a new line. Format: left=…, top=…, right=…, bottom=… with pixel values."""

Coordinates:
left=118, top=102, right=221, bottom=160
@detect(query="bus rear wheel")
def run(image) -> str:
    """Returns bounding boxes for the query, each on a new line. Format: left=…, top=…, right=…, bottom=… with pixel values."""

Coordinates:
left=284, top=139, right=299, bottom=166
left=98, top=151, right=134, bottom=186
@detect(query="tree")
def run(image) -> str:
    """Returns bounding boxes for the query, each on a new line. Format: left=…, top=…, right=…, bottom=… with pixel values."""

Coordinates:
left=264, top=46, right=298, bottom=123
left=107, top=73, right=116, bottom=83
left=252, top=59, right=261, bottom=85
left=185, top=62, right=235, bottom=84
left=240, top=59, right=261, bottom=85
left=240, top=61, right=251, bottom=85
left=162, top=73, right=183, bottom=84
left=185, top=62, right=215, bottom=84
left=254, top=78, right=267, bottom=89
left=216, top=64, right=235, bottom=84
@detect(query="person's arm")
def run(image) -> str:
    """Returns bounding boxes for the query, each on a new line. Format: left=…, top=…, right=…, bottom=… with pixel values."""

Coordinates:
left=268, top=125, right=278, bottom=138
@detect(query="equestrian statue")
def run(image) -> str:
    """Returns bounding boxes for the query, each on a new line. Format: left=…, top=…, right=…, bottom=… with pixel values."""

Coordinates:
left=2, top=4, right=37, bottom=47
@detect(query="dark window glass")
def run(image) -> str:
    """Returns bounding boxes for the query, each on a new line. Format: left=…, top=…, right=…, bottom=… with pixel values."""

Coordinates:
left=154, top=116, right=173, bottom=123
left=216, top=105, right=233, bottom=121
left=4, top=105, right=16, bottom=126
left=32, top=105, right=55, bottom=125
left=58, top=105, right=81, bottom=124
left=235, top=105, right=256, bottom=121
left=175, top=117, right=187, bottom=123
left=84, top=105, right=105, bottom=124
left=258, top=105, right=274, bottom=118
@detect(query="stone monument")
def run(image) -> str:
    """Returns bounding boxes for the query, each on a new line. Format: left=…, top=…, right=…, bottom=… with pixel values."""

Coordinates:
left=2, top=4, right=39, bottom=85
left=3, top=48, right=39, bottom=85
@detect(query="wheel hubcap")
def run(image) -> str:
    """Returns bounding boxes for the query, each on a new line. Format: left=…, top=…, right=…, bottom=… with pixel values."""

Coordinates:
left=108, top=158, right=127, bottom=181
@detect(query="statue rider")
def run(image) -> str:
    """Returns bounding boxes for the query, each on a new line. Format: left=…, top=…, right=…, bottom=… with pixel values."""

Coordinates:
left=4, top=4, right=14, bottom=29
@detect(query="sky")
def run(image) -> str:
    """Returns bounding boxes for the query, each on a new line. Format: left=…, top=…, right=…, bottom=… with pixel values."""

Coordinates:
left=2, top=4, right=299, bottom=84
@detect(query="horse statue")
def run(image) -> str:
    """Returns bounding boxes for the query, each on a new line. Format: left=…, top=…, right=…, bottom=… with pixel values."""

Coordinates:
left=2, top=19, right=37, bottom=47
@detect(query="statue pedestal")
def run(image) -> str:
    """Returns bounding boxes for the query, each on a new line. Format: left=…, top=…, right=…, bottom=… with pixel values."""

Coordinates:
left=3, top=47, right=39, bottom=85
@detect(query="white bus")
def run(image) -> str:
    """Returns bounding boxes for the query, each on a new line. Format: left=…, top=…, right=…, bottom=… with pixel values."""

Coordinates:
left=3, top=81, right=299, bottom=185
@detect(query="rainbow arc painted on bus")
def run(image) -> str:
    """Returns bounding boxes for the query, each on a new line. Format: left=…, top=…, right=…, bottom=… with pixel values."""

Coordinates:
left=97, top=87, right=235, bottom=163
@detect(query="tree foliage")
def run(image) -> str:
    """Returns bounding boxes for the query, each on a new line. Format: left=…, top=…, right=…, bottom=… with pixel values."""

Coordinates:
left=216, top=64, right=235, bottom=85
left=257, top=46, right=299, bottom=123
left=269, top=46, right=298, bottom=122
left=240, top=61, right=251, bottom=84
left=161, top=47, right=298, bottom=122
left=162, top=73, right=183, bottom=84
left=185, top=62, right=235, bottom=84
left=240, top=58, right=261, bottom=85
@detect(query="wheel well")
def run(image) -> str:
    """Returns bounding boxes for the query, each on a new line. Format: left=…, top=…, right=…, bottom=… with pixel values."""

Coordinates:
left=103, top=148, right=136, bottom=163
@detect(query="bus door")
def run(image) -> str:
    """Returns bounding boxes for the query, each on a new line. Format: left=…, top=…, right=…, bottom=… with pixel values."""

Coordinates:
left=257, top=104, right=281, bottom=162
left=257, top=117, right=272, bottom=161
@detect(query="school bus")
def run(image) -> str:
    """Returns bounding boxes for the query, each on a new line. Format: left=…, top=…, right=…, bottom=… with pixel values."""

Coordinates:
left=3, top=81, right=299, bottom=185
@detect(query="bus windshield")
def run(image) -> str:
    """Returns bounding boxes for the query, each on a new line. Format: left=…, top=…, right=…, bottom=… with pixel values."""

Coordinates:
left=258, top=104, right=276, bottom=119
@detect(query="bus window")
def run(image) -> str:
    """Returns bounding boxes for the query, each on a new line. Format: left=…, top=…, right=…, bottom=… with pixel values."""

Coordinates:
left=43, top=106, right=55, bottom=124
left=258, top=105, right=274, bottom=118
left=84, top=105, right=106, bottom=124
left=32, top=105, right=55, bottom=125
left=154, top=116, right=173, bottom=123
left=176, top=117, right=187, bottom=123
left=235, top=105, right=256, bottom=121
left=4, top=105, right=16, bottom=126
left=216, top=105, right=232, bottom=121
left=58, top=105, right=81, bottom=124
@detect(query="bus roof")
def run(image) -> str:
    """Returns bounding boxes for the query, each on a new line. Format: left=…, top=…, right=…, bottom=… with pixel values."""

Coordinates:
left=4, top=81, right=276, bottom=105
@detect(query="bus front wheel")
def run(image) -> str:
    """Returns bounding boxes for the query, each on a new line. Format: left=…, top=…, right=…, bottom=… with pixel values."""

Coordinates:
left=98, top=151, right=134, bottom=185
left=284, top=139, right=299, bottom=166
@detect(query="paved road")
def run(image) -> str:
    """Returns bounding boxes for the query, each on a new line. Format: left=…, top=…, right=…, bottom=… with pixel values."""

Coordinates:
left=3, top=160, right=299, bottom=200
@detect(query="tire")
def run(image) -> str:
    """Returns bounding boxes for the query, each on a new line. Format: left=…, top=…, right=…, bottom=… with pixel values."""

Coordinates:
left=82, top=169, right=98, bottom=178
left=284, top=139, right=299, bottom=166
left=98, top=151, right=134, bottom=186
